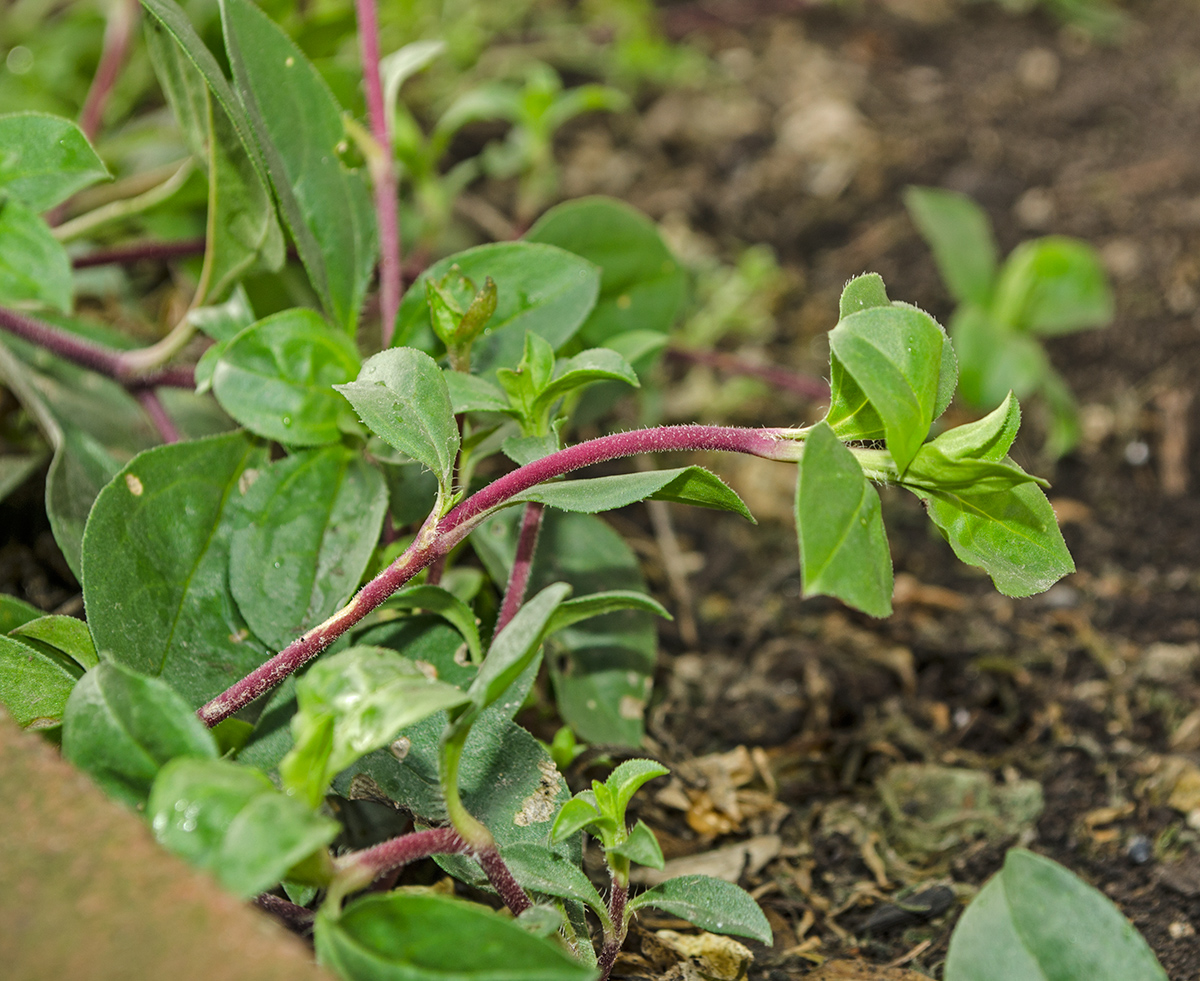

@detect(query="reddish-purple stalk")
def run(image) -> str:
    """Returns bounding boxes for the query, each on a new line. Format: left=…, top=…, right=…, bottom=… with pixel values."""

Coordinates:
left=72, top=237, right=207, bottom=269
left=597, top=878, right=629, bottom=981
left=135, top=389, right=182, bottom=444
left=253, top=892, right=316, bottom=932
left=338, top=826, right=467, bottom=885
left=354, top=0, right=403, bottom=345
left=0, top=306, right=194, bottom=389
left=478, top=846, right=533, bottom=916
left=493, top=501, right=545, bottom=638
left=79, top=0, right=140, bottom=141
left=666, top=346, right=830, bottom=401
left=198, top=423, right=797, bottom=727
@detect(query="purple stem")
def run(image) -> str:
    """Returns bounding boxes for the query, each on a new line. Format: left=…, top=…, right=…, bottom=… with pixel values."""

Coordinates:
left=340, top=826, right=467, bottom=884
left=72, top=238, right=207, bottom=269
left=253, top=893, right=316, bottom=932
left=493, top=501, right=544, bottom=638
left=354, top=0, right=403, bottom=343
left=135, top=389, right=182, bottom=444
left=79, top=0, right=140, bottom=142
left=667, top=346, right=830, bottom=401
left=0, top=306, right=194, bottom=389
left=198, top=424, right=797, bottom=726
left=478, top=846, right=532, bottom=917
left=597, top=878, right=629, bottom=981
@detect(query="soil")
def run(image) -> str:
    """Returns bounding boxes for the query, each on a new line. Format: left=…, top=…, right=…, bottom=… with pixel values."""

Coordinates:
left=3, top=1, right=1199, bottom=979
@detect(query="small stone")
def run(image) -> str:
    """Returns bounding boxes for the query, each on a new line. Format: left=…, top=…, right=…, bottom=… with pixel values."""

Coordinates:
left=1126, top=835, right=1152, bottom=865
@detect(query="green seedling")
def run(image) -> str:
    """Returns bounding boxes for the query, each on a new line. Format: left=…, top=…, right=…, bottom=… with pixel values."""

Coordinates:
left=905, top=185, right=1114, bottom=457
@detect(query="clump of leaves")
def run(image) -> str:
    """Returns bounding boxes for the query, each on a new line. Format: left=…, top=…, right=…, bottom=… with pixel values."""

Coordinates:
left=905, top=185, right=1114, bottom=457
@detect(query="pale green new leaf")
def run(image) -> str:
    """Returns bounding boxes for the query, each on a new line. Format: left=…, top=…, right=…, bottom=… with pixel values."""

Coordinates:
left=0, top=198, right=72, bottom=312
left=544, top=592, right=671, bottom=637
left=992, top=237, right=1113, bottom=337
left=0, top=112, right=109, bottom=213
left=905, top=186, right=998, bottom=308
left=796, top=422, right=893, bottom=617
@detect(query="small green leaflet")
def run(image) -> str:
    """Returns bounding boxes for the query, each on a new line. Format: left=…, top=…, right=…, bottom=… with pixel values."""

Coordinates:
left=0, top=634, right=81, bottom=730
left=796, top=422, right=893, bottom=618
left=992, top=236, right=1113, bottom=337
left=62, top=662, right=218, bottom=807
left=388, top=585, right=483, bottom=663
left=335, top=348, right=459, bottom=498
left=11, top=615, right=98, bottom=669
left=945, top=849, right=1166, bottom=981
left=315, top=891, right=596, bottom=981
left=0, top=197, right=72, bottom=312
left=628, top=875, right=773, bottom=945
left=502, top=842, right=610, bottom=924
left=149, top=757, right=338, bottom=899
left=0, top=112, right=110, bottom=213
left=903, top=186, right=998, bottom=308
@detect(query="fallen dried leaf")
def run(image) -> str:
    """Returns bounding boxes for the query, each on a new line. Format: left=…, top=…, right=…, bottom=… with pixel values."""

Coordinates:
left=630, top=834, right=782, bottom=887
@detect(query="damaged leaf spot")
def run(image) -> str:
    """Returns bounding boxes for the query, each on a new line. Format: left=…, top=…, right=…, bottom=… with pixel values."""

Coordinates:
left=125, top=474, right=143, bottom=496
left=514, top=758, right=563, bottom=827
left=620, top=694, right=646, bottom=720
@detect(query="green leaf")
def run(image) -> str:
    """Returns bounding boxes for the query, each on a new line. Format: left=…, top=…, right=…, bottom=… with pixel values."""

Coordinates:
left=992, top=237, right=1113, bottom=337
left=903, top=448, right=1045, bottom=495
left=212, top=309, right=361, bottom=446
left=628, top=875, right=773, bottom=945
left=473, top=510, right=656, bottom=745
left=951, top=304, right=1048, bottom=409
left=335, top=349, right=459, bottom=496
left=229, top=446, right=388, bottom=651
left=219, top=0, right=376, bottom=332
left=551, top=793, right=606, bottom=842
left=149, top=757, right=338, bottom=898
left=444, top=371, right=511, bottom=415
left=610, top=819, right=664, bottom=870
left=545, top=592, right=671, bottom=637
left=606, top=758, right=671, bottom=816
left=0, top=633, right=80, bottom=730
left=144, top=20, right=283, bottom=302
left=81, top=431, right=271, bottom=706
left=46, top=428, right=125, bottom=580
left=394, top=243, right=600, bottom=374
left=502, top=842, right=610, bottom=922
left=838, top=273, right=890, bottom=319
left=0, top=594, right=43, bottom=634
left=468, top=583, right=572, bottom=712
left=0, top=197, right=72, bottom=312
left=534, top=348, right=639, bottom=416
left=281, top=645, right=471, bottom=807
left=796, top=422, right=893, bottom=617
left=11, top=615, right=98, bottom=669
left=825, top=351, right=886, bottom=443
left=909, top=480, right=1074, bottom=598
left=827, top=304, right=945, bottom=473
left=525, top=196, right=687, bottom=345
left=927, top=392, right=1021, bottom=462
left=507, top=467, right=753, bottom=521
left=315, top=891, right=597, bottom=981
left=61, top=662, right=218, bottom=807
left=944, top=849, right=1167, bottom=981
left=0, top=112, right=109, bottom=213
left=904, top=186, right=998, bottom=308
left=388, top=586, right=482, bottom=664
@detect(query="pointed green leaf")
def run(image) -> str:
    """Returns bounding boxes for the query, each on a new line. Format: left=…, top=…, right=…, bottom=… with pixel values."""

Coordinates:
left=11, top=615, right=98, bottom=669
left=825, top=349, right=886, bottom=442
left=503, top=842, right=611, bottom=923
left=81, top=431, right=272, bottom=706
left=0, top=633, right=80, bottom=730
left=526, top=196, right=687, bottom=345
left=315, top=891, right=597, bottom=981
left=281, top=645, right=471, bottom=807
left=0, top=112, right=109, bottom=213
left=796, top=422, right=893, bottom=617
left=212, top=309, right=361, bottom=446
left=388, top=586, right=482, bottom=664
left=992, top=237, right=1113, bottom=337
left=394, top=243, right=600, bottom=374
left=335, top=349, right=459, bottom=495
left=534, top=348, right=639, bottom=416
left=838, top=273, right=890, bottom=319
left=444, top=370, right=512, bottom=415
left=551, top=793, right=606, bottom=843
left=628, top=875, right=773, bottom=945
left=909, top=480, right=1074, bottom=598
left=149, top=757, right=338, bottom=898
left=903, top=447, right=1045, bottom=495
left=469, top=583, right=572, bottom=712
left=545, top=592, right=671, bottom=637
left=61, top=662, right=218, bottom=807
left=904, top=186, right=998, bottom=307
left=229, top=446, right=387, bottom=651
left=951, top=304, right=1048, bottom=409
left=928, top=392, right=1021, bottom=462
left=828, top=304, right=945, bottom=473
left=0, top=197, right=72, bottom=312
left=610, top=819, right=664, bottom=870
left=507, top=467, right=753, bottom=521
left=219, top=0, right=376, bottom=332
left=607, top=758, right=671, bottom=816
left=945, top=849, right=1167, bottom=981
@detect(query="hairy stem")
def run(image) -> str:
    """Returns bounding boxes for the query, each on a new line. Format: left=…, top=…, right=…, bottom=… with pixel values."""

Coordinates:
left=79, top=0, right=140, bottom=141
left=253, top=893, right=316, bottom=933
left=597, top=877, right=629, bottom=981
left=135, top=389, right=181, bottom=444
left=198, top=425, right=804, bottom=726
left=0, top=306, right=194, bottom=389
left=72, top=237, right=207, bottom=269
left=354, top=0, right=403, bottom=344
left=478, top=847, right=533, bottom=916
left=493, top=501, right=544, bottom=638
left=334, top=826, right=467, bottom=891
